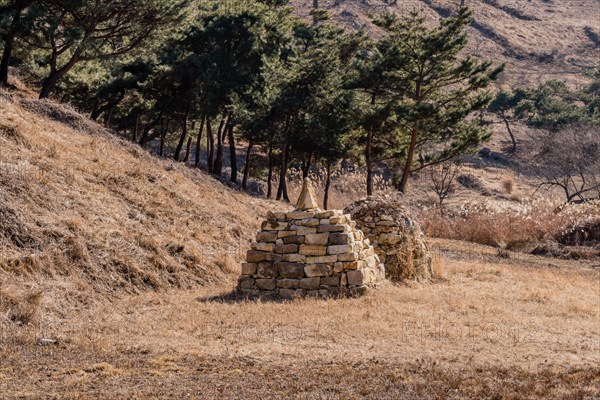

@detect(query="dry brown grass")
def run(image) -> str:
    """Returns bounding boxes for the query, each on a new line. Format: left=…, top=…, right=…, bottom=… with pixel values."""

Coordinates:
left=1, top=80, right=599, bottom=398
left=0, top=90, right=288, bottom=323
left=1, top=240, right=598, bottom=398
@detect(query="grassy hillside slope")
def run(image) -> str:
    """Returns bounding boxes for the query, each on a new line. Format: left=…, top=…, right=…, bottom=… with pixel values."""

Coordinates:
left=0, top=89, right=286, bottom=320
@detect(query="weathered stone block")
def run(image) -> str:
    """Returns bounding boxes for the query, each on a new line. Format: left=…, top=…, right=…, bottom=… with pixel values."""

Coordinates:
left=365, top=255, right=378, bottom=268
left=329, top=233, right=353, bottom=245
left=337, top=252, right=358, bottom=262
left=247, top=250, right=268, bottom=263
left=376, top=220, right=395, bottom=226
left=320, top=276, right=340, bottom=286
left=342, top=261, right=359, bottom=270
left=299, top=244, right=327, bottom=256
left=379, top=234, right=403, bottom=245
left=318, top=224, right=346, bottom=233
left=306, top=255, right=338, bottom=263
left=238, top=276, right=255, bottom=289
left=340, top=273, right=348, bottom=286
left=255, top=278, right=277, bottom=290
left=348, top=286, right=368, bottom=296
left=329, top=215, right=349, bottom=224
left=257, top=262, right=278, bottom=278
left=252, top=242, right=275, bottom=252
left=241, top=263, right=257, bottom=276
left=291, top=227, right=317, bottom=235
left=353, top=230, right=364, bottom=241
left=347, top=270, right=366, bottom=286
left=282, top=253, right=306, bottom=263
left=283, top=235, right=305, bottom=245
left=328, top=244, right=354, bottom=255
left=278, top=230, right=298, bottom=238
left=278, top=288, right=302, bottom=298
left=305, top=233, right=329, bottom=245
left=275, top=244, right=299, bottom=254
left=286, top=211, right=316, bottom=220
left=256, top=231, right=278, bottom=243
left=316, top=210, right=335, bottom=219
left=333, top=262, right=344, bottom=273
left=297, top=218, right=320, bottom=227
left=304, top=264, right=332, bottom=277
left=266, top=253, right=283, bottom=263
left=277, top=279, right=301, bottom=289
left=279, top=262, right=305, bottom=278
left=300, top=277, right=320, bottom=290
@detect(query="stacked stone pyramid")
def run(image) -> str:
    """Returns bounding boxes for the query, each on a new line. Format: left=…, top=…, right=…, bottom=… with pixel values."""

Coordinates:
left=237, top=179, right=385, bottom=298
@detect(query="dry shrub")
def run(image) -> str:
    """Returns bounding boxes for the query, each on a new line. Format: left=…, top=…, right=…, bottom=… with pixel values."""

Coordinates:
left=501, top=177, right=514, bottom=194
left=418, top=200, right=600, bottom=256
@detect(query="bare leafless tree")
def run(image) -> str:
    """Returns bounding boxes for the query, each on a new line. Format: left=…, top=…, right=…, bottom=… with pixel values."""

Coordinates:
left=532, top=126, right=600, bottom=203
left=428, top=161, right=461, bottom=214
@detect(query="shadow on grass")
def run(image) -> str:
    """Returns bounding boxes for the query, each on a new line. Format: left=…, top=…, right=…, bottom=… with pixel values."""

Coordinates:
left=195, top=291, right=295, bottom=304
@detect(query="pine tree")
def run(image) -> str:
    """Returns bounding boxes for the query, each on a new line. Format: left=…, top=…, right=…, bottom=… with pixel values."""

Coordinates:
left=377, top=8, right=503, bottom=192
left=27, top=0, right=185, bottom=99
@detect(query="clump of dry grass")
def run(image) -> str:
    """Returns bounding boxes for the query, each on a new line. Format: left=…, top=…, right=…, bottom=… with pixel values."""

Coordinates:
left=501, top=177, right=514, bottom=194
left=0, top=286, right=43, bottom=325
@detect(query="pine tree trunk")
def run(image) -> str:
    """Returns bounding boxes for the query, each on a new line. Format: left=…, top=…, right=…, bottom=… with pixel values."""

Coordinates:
left=324, top=161, right=332, bottom=209
left=366, top=126, right=374, bottom=196
left=276, top=143, right=290, bottom=202
left=158, top=119, right=165, bottom=158
left=183, top=137, right=192, bottom=164
left=0, top=39, right=14, bottom=86
left=174, top=113, right=189, bottom=161
left=194, top=115, right=206, bottom=168
left=131, top=114, right=139, bottom=142
left=242, top=139, right=253, bottom=191
left=159, top=118, right=170, bottom=158
left=0, top=2, right=26, bottom=86
left=398, top=123, right=418, bottom=193
left=266, top=144, right=274, bottom=199
left=212, top=116, right=228, bottom=176
left=502, top=114, right=517, bottom=153
left=139, top=112, right=162, bottom=147
left=302, top=152, right=313, bottom=179
left=227, top=123, right=238, bottom=184
left=206, top=118, right=214, bottom=173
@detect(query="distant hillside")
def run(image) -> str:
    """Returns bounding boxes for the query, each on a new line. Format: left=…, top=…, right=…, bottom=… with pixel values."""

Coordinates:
left=291, top=0, right=600, bottom=87
left=0, top=89, right=284, bottom=317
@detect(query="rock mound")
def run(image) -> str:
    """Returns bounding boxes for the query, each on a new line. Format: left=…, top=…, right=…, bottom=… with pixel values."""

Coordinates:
left=237, top=179, right=385, bottom=298
left=345, top=195, right=433, bottom=282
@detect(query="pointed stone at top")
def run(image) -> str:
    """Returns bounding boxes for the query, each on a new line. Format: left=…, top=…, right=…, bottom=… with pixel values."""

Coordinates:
left=296, top=178, right=319, bottom=210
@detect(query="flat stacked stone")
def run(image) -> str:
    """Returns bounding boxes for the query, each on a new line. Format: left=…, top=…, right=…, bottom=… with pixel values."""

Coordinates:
left=345, top=194, right=433, bottom=282
left=238, top=179, right=384, bottom=298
